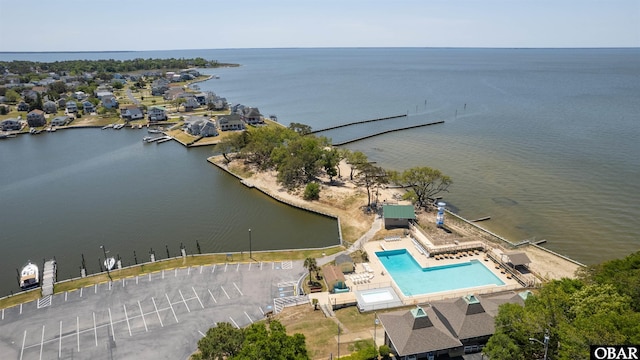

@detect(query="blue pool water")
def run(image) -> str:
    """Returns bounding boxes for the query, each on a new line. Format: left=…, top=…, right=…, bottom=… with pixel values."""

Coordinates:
left=376, top=249, right=505, bottom=296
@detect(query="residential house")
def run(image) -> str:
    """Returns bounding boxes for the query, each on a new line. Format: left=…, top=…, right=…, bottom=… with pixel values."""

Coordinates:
left=199, top=121, right=218, bottom=137
left=217, top=114, right=245, bottom=131
left=17, top=101, right=30, bottom=112
left=43, top=100, right=58, bottom=114
left=57, top=98, right=66, bottom=108
left=74, top=91, right=87, bottom=100
left=194, top=92, right=209, bottom=106
left=120, top=105, right=144, bottom=120
left=95, top=90, right=114, bottom=99
left=182, top=97, right=200, bottom=112
left=50, top=116, right=69, bottom=126
left=241, top=107, right=264, bottom=125
left=83, top=101, right=95, bottom=113
left=27, top=109, right=46, bottom=127
left=147, top=106, right=167, bottom=122
left=163, top=87, right=186, bottom=101
left=151, top=79, right=170, bottom=96
left=0, top=96, right=7, bottom=104
left=101, top=95, right=119, bottom=109
left=184, top=116, right=218, bottom=137
left=208, top=96, right=228, bottom=111
left=1, top=118, right=21, bottom=131
left=378, top=292, right=530, bottom=359
left=66, top=101, right=78, bottom=113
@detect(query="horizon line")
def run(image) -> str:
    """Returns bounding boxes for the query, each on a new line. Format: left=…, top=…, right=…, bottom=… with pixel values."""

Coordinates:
left=1, top=46, right=639, bottom=54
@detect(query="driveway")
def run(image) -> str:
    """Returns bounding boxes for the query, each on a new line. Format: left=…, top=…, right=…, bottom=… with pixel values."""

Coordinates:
left=0, top=260, right=305, bottom=360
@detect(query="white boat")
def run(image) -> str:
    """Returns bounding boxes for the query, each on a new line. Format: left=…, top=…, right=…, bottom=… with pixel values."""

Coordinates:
left=104, top=257, right=116, bottom=271
left=147, top=129, right=162, bottom=134
left=19, top=261, right=39, bottom=290
left=102, top=124, right=114, bottom=130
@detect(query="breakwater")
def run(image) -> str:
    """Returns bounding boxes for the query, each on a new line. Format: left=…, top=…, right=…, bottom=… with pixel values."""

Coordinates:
left=332, top=120, right=444, bottom=146
left=309, top=114, right=407, bottom=134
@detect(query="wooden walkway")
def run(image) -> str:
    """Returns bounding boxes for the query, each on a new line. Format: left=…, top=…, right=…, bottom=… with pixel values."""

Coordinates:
left=41, top=259, right=56, bottom=297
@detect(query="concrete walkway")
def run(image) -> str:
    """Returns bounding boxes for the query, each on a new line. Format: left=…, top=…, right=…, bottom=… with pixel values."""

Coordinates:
left=317, top=214, right=383, bottom=267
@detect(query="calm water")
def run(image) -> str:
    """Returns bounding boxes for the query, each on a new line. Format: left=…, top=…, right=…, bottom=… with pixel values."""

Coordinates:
left=1, top=48, right=639, bottom=295
left=375, top=250, right=504, bottom=296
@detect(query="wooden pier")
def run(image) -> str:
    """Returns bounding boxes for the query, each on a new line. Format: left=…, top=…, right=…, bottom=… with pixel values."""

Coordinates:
left=41, top=259, right=56, bottom=297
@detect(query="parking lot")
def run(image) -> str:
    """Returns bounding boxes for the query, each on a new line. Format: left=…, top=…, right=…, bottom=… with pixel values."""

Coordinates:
left=0, top=260, right=305, bottom=360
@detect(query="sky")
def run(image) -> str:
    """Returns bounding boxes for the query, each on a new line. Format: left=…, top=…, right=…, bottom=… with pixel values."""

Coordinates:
left=0, top=0, right=638, bottom=52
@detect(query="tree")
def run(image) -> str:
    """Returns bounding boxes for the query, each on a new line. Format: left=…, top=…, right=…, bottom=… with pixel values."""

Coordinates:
left=271, top=135, right=329, bottom=188
left=112, top=81, right=124, bottom=89
left=4, top=89, right=20, bottom=103
left=303, top=182, right=320, bottom=201
left=344, top=150, right=368, bottom=180
left=303, top=257, right=318, bottom=285
left=216, top=131, right=248, bottom=163
left=391, top=166, right=452, bottom=208
left=354, top=163, right=388, bottom=207
left=322, top=147, right=340, bottom=183
left=233, top=320, right=308, bottom=360
left=194, top=322, right=244, bottom=360
left=289, top=122, right=312, bottom=135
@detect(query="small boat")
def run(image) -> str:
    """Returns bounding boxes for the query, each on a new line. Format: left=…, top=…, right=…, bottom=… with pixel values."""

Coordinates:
left=147, top=129, right=162, bottom=134
left=19, top=261, right=40, bottom=290
left=102, top=124, right=114, bottom=130
left=104, top=257, right=116, bottom=271
left=30, top=127, right=37, bottom=134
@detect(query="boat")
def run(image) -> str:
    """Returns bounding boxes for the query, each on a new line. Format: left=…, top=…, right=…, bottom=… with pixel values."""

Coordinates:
left=19, top=261, right=39, bottom=290
left=102, top=124, right=114, bottom=130
left=147, top=129, right=163, bottom=134
left=29, top=127, right=37, bottom=134
left=104, top=257, right=116, bottom=271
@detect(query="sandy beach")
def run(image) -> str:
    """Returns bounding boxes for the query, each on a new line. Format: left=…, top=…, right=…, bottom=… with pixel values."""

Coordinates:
left=210, top=155, right=583, bottom=282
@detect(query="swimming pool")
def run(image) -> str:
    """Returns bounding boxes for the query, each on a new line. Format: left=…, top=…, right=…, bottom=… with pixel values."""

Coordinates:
left=375, top=249, right=505, bottom=296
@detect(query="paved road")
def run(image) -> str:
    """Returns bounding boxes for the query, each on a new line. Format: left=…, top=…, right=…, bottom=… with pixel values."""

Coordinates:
left=0, top=260, right=305, bottom=360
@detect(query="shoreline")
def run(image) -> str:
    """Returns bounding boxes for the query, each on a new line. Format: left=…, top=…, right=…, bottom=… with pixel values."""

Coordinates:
left=208, top=154, right=584, bottom=282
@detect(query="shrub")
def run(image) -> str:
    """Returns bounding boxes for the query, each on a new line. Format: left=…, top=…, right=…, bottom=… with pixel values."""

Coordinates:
left=303, top=182, right=320, bottom=201
left=379, top=344, right=391, bottom=358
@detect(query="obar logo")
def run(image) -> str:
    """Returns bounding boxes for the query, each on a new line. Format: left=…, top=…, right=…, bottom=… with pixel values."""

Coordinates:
left=591, top=346, right=640, bottom=360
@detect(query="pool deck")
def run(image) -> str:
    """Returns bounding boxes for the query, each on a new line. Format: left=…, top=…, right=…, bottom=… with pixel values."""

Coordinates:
left=342, top=236, right=522, bottom=308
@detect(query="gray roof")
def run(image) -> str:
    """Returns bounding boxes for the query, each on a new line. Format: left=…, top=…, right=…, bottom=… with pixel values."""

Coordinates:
left=504, top=252, right=531, bottom=266
left=431, top=295, right=495, bottom=341
left=378, top=305, right=462, bottom=356
left=335, top=254, right=353, bottom=266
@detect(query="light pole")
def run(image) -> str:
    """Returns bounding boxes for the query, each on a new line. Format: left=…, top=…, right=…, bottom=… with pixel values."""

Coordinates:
left=374, top=312, right=379, bottom=348
left=529, top=329, right=550, bottom=360
left=248, top=228, right=252, bottom=260
left=100, top=245, right=112, bottom=281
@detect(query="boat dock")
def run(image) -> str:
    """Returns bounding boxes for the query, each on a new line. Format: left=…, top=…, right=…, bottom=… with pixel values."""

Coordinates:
left=144, top=135, right=172, bottom=143
left=41, top=259, right=56, bottom=297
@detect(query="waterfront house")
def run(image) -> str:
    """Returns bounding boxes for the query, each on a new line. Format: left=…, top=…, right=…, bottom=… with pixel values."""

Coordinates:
left=120, top=105, right=144, bottom=120
left=184, top=116, right=218, bottom=137
left=101, top=95, right=119, bottom=109
left=183, top=97, right=200, bottom=112
left=17, top=101, right=29, bottom=112
left=83, top=101, right=95, bottom=113
left=148, top=106, right=167, bottom=122
left=241, top=107, right=264, bottom=125
left=43, top=100, right=58, bottom=114
left=27, top=109, right=46, bottom=127
left=50, top=115, right=69, bottom=126
left=217, top=113, right=245, bottom=131
left=1, top=118, right=22, bottom=131
left=66, top=101, right=78, bottom=113
left=209, top=96, right=228, bottom=111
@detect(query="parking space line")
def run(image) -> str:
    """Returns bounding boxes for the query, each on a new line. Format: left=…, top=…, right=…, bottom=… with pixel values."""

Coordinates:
left=248, top=262, right=252, bottom=270
left=123, top=304, right=132, bottom=336
left=162, top=270, right=165, bottom=279
left=244, top=312, right=253, bottom=324
left=108, top=307, right=115, bottom=340
left=152, top=297, right=164, bottom=327
left=59, top=321, right=63, bottom=358
left=192, top=287, right=204, bottom=309
left=122, top=278, right=126, bottom=287
left=187, top=267, right=191, bottom=275
left=272, top=262, right=275, bottom=269
left=198, top=330, right=206, bottom=337
left=207, top=289, right=217, bottom=304
left=93, top=312, right=98, bottom=347
left=211, top=264, right=216, bottom=273
left=178, top=289, right=191, bottom=313
left=95, top=284, right=98, bottom=294
left=19, top=330, right=26, bottom=360
left=20, top=303, right=22, bottom=314
left=259, top=307, right=264, bottom=315
left=76, top=316, right=80, bottom=352
left=175, top=268, right=178, bottom=277
left=165, top=293, right=179, bottom=323
left=65, top=292, right=68, bottom=301
left=80, top=287, right=83, bottom=297
left=138, top=301, right=148, bottom=332
left=39, top=324, right=45, bottom=360
left=260, top=261, right=263, bottom=270
left=199, top=266, right=203, bottom=274
left=229, top=317, right=239, bottom=328
left=233, top=282, right=244, bottom=296
left=224, top=263, right=228, bottom=272
left=108, top=281, right=112, bottom=291
left=2, top=308, right=4, bottom=319
left=136, top=276, right=139, bottom=284
left=149, top=273, right=152, bottom=281
left=221, top=286, right=230, bottom=300
left=236, top=263, right=240, bottom=271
